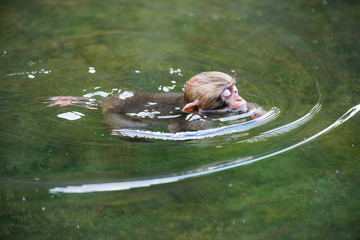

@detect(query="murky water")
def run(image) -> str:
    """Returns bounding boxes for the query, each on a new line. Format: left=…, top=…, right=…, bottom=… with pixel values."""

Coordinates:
left=1, top=0, right=359, bottom=239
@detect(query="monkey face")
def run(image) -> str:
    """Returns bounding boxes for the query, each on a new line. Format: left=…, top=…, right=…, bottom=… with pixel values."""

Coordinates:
left=182, top=71, right=248, bottom=113
left=221, top=85, right=248, bottom=111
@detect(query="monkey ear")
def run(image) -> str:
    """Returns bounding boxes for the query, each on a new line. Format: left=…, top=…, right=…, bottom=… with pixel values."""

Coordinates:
left=182, top=100, right=200, bottom=113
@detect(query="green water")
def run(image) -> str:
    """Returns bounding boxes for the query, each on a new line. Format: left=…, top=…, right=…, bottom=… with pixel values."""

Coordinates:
left=1, top=0, right=359, bottom=239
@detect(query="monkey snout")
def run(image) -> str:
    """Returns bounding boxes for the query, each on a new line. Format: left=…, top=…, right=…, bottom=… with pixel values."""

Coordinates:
left=234, top=95, right=245, bottom=102
left=236, top=97, right=246, bottom=104
left=234, top=99, right=247, bottom=111
left=240, top=106, right=248, bottom=112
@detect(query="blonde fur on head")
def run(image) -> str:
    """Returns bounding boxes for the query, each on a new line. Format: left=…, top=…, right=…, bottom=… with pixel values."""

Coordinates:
left=184, top=71, right=235, bottom=110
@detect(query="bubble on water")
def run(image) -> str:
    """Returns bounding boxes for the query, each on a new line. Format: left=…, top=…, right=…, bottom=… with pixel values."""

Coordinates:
left=127, top=110, right=160, bottom=119
left=119, top=91, right=134, bottom=100
left=169, top=67, right=183, bottom=76
left=162, top=86, right=171, bottom=92
left=89, top=67, right=96, bottom=73
left=83, top=91, right=111, bottom=98
left=57, top=111, right=85, bottom=121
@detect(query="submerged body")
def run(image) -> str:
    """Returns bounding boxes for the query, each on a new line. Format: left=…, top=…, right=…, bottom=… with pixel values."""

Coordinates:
left=101, top=92, right=265, bottom=132
left=49, top=71, right=267, bottom=132
left=101, top=92, right=186, bottom=131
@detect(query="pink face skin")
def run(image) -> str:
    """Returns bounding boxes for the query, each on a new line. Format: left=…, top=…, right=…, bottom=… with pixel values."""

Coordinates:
left=221, top=85, right=247, bottom=111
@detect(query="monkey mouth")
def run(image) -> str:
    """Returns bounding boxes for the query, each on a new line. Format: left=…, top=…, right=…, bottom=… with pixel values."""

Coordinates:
left=220, top=105, right=248, bottom=114
left=233, top=103, right=248, bottom=112
left=236, top=106, right=248, bottom=113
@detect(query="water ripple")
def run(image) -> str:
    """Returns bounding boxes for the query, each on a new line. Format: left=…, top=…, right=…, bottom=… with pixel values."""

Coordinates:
left=240, top=103, right=322, bottom=143
left=49, top=104, right=360, bottom=194
left=111, top=107, right=280, bottom=140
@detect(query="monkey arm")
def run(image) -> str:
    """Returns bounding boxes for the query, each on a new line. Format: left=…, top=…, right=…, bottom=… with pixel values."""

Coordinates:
left=47, top=96, right=89, bottom=107
left=103, top=112, right=148, bottom=129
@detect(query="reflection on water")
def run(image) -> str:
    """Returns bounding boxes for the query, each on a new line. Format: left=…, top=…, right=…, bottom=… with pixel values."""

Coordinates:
left=0, top=0, right=359, bottom=239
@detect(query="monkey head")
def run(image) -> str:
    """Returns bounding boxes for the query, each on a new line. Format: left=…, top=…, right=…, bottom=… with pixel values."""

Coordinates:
left=182, top=71, right=247, bottom=113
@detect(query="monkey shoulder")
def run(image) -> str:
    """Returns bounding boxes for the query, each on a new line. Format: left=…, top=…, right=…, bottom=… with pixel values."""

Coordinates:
left=101, top=92, right=184, bottom=117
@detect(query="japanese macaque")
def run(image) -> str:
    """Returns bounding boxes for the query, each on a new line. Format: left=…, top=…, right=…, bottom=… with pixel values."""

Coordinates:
left=48, top=71, right=266, bottom=132
left=182, top=71, right=248, bottom=113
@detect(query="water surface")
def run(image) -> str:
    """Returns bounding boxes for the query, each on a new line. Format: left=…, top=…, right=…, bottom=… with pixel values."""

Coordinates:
left=1, top=0, right=359, bottom=239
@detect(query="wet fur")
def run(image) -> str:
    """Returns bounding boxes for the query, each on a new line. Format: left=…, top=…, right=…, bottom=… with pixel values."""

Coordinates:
left=184, top=72, right=235, bottom=110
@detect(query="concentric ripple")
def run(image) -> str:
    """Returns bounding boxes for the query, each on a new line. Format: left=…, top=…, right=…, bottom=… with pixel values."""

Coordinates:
left=49, top=104, right=360, bottom=193
left=111, top=107, right=280, bottom=140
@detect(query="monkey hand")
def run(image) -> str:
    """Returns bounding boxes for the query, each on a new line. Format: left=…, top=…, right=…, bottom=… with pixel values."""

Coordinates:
left=47, top=96, right=87, bottom=107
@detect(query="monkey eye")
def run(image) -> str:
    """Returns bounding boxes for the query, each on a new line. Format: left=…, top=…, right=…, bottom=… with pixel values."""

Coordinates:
left=233, top=85, right=238, bottom=94
left=222, top=89, right=232, bottom=99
